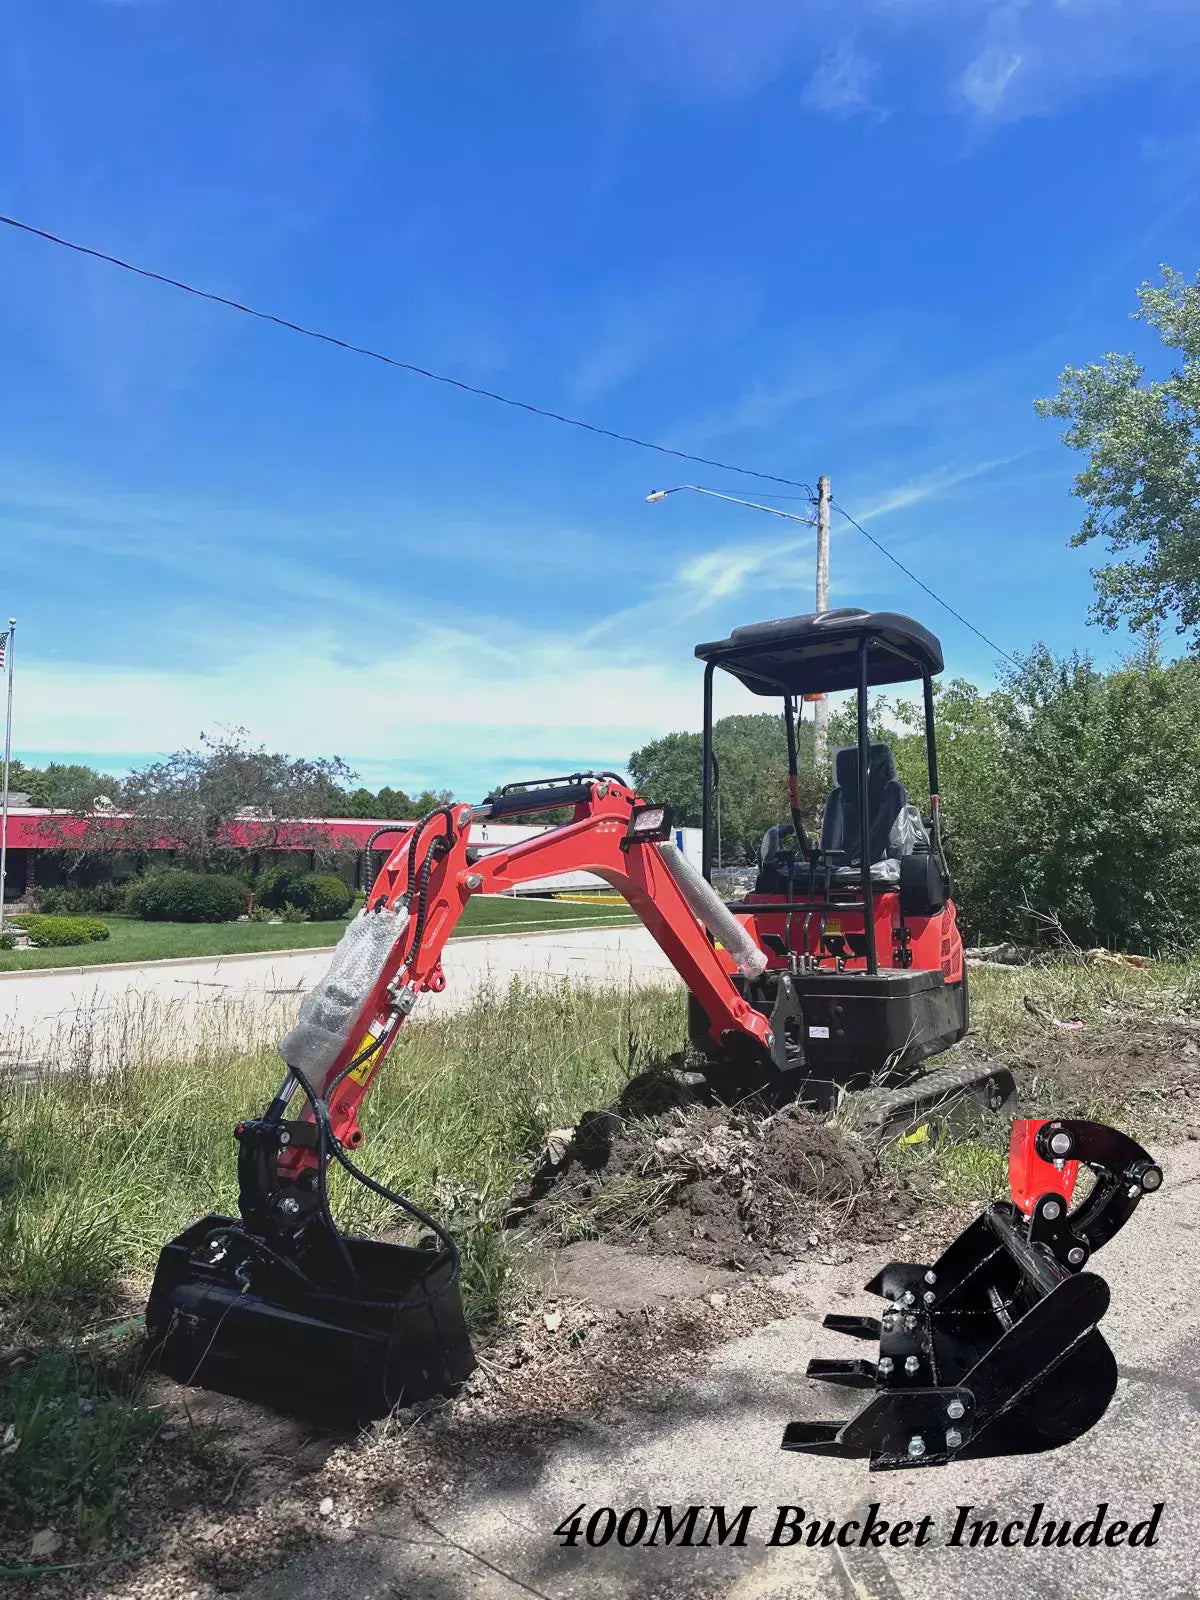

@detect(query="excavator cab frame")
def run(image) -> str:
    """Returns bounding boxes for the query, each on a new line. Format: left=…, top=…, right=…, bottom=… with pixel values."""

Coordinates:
left=691, top=609, right=981, bottom=1113
left=695, top=607, right=949, bottom=960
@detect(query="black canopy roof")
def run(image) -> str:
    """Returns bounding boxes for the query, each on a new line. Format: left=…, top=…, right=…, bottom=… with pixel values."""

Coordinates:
left=694, top=608, right=944, bottom=696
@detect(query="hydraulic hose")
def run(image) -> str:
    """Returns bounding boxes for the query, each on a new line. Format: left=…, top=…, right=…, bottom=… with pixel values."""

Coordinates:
left=362, top=824, right=410, bottom=900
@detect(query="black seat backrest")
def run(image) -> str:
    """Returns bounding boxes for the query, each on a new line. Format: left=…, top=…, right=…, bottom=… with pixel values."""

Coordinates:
left=819, top=743, right=907, bottom=866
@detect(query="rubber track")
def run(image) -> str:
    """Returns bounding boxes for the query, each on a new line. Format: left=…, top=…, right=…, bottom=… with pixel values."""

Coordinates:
left=850, top=1057, right=1015, bottom=1140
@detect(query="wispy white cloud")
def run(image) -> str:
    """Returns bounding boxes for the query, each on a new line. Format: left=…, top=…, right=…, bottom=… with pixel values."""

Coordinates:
left=676, top=534, right=809, bottom=603
left=582, top=0, right=820, bottom=103
left=850, top=455, right=1024, bottom=521
left=566, top=275, right=758, bottom=403
left=584, top=0, right=1200, bottom=124
left=802, top=40, right=878, bottom=115
left=960, top=43, right=1024, bottom=115
left=15, top=611, right=771, bottom=796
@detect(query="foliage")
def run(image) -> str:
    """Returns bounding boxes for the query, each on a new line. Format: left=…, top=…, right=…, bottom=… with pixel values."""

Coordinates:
left=629, top=711, right=826, bottom=862
left=852, top=646, right=1200, bottom=950
left=0, top=931, right=14, bottom=950
left=297, top=872, right=355, bottom=920
left=255, top=868, right=353, bottom=919
left=34, top=882, right=126, bottom=915
left=5, top=760, right=120, bottom=811
left=0, top=1350, right=157, bottom=1539
left=125, top=870, right=247, bottom=923
left=255, top=865, right=309, bottom=911
left=15, top=913, right=110, bottom=947
left=38, top=730, right=356, bottom=870
left=278, top=901, right=308, bottom=923
left=1036, top=266, right=1200, bottom=641
left=325, top=783, right=455, bottom=819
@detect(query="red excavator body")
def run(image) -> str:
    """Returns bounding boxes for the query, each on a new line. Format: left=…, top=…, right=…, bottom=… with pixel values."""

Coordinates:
left=145, top=608, right=1051, bottom=1431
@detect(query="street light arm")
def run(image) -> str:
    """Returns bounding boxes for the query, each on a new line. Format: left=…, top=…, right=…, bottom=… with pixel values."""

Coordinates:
left=645, top=484, right=816, bottom=526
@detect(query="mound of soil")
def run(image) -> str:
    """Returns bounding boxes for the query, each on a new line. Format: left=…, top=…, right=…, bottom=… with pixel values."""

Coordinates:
left=514, top=1091, right=915, bottom=1270
left=994, top=1015, right=1200, bottom=1139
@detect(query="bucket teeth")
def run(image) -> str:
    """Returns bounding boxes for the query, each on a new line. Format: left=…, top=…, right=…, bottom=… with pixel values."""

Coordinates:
left=822, top=1313, right=881, bottom=1341
left=807, top=1357, right=877, bottom=1389
left=781, top=1420, right=864, bottom=1459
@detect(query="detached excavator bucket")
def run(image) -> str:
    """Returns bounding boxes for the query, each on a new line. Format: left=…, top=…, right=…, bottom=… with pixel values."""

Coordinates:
left=783, top=1119, right=1162, bottom=1469
left=145, top=1211, right=475, bottom=1425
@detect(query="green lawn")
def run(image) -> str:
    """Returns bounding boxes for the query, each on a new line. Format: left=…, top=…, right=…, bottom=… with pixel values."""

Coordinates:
left=0, top=896, right=637, bottom=973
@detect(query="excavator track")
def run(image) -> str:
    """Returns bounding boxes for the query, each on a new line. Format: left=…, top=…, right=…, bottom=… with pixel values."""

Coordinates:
left=846, top=1057, right=1017, bottom=1143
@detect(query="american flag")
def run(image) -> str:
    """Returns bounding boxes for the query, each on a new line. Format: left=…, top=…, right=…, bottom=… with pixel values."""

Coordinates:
left=0, top=629, right=7, bottom=671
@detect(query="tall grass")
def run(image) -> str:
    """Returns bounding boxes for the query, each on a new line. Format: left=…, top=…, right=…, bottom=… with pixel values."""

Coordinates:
left=967, top=958, right=1200, bottom=1051
left=0, top=978, right=685, bottom=1338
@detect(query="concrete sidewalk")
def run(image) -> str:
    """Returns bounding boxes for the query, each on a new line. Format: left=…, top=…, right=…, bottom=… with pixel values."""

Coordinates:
left=0, top=923, right=680, bottom=1075
left=244, top=1144, right=1200, bottom=1600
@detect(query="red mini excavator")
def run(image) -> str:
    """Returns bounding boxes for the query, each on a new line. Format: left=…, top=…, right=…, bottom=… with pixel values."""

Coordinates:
left=144, top=609, right=1156, bottom=1454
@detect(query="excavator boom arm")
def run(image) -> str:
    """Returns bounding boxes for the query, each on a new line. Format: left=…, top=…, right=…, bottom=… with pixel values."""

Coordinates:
left=281, top=778, right=770, bottom=1175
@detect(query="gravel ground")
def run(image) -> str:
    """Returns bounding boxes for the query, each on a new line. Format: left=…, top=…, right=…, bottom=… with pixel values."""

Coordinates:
left=8, top=1008, right=1195, bottom=1598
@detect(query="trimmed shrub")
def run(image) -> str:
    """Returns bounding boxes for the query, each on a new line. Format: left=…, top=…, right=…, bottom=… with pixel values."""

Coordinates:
left=35, top=883, right=126, bottom=915
left=256, top=867, right=308, bottom=913
left=257, top=868, right=354, bottom=921
left=125, top=871, right=246, bottom=923
left=16, top=914, right=110, bottom=947
left=298, top=873, right=355, bottom=921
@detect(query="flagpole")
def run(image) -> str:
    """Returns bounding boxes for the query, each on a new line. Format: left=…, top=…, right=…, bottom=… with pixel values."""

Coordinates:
left=0, top=619, right=15, bottom=936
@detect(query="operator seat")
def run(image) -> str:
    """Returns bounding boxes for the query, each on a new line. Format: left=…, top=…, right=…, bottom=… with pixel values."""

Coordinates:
left=820, top=743, right=912, bottom=868
left=756, top=742, right=929, bottom=895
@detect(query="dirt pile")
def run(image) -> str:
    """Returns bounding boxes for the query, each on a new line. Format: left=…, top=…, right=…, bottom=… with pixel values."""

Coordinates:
left=998, top=1015, right=1200, bottom=1138
left=513, top=1092, right=915, bottom=1269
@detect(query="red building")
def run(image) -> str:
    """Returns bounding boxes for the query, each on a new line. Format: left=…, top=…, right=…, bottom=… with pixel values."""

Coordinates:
left=0, top=807, right=415, bottom=903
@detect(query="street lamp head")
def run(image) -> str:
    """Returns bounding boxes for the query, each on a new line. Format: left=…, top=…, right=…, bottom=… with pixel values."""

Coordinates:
left=645, top=490, right=670, bottom=503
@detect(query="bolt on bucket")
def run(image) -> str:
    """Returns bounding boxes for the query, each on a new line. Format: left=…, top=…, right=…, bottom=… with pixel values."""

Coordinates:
left=145, top=1212, right=475, bottom=1425
left=783, top=1119, right=1162, bottom=1469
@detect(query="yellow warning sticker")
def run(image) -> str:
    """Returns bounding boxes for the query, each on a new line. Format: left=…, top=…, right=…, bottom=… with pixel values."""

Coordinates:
left=345, top=1028, right=382, bottom=1086
left=824, top=920, right=842, bottom=935
left=899, top=1123, right=931, bottom=1145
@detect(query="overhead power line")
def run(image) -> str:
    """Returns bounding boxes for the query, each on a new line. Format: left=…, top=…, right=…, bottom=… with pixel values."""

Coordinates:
left=0, top=212, right=1017, bottom=665
left=0, top=214, right=817, bottom=495
left=832, top=501, right=1020, bottom=667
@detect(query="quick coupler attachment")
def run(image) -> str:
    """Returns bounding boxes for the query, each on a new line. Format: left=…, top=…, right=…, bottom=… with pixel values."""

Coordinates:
left=783, top=1119, right=1162, bottom=1469
left=144, top=1213, right=475, bottom=1425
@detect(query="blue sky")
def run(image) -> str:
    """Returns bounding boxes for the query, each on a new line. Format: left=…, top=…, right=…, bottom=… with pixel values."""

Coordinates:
left=2, top=0, right=1200, bottom=799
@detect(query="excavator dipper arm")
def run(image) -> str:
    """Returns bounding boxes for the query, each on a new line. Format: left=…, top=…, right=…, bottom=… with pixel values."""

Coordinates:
left=281, top=777, right=771, bottom=1175
left=144, top=780, right=771, bottom=1420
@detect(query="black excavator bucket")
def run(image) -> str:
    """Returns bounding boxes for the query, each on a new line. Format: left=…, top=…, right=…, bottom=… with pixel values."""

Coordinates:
left=144, top=1101, right=475, bottom=1423
left=145, top=1213, right=475, bottom=1425
left=783, top=1119, right=1162, bottom=1469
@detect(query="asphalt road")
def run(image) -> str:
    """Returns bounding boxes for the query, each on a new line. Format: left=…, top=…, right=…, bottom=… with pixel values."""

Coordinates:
left=0, top=924, right=680, bottom=1076
left=244, top=1142, right=1200, bottom=1600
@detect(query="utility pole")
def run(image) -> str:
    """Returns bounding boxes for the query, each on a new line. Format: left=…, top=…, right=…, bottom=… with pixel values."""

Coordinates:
left=0, top=619, right=14, bottom=936
left=814, top=476, right=831, bottom=777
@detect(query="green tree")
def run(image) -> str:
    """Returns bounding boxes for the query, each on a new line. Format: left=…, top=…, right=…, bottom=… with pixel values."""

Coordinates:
left=346, top=787, right=383, bottom=817
left=1036, top=266, right=1200, bottom=641
left=373, top=786, right=412, bottom=818
left=41, top=731, right=357, bottom=870
left=6, top=758, right=48, bottom=805
left=6, top=760, right=119, bottom=809
left=630, top=711, right=825, bottom=862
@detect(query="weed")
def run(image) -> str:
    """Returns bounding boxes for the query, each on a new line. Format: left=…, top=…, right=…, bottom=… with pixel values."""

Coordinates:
left=0, top=1348, right=157, bottom=1543
left=0, top=979, right=685, bottom=1336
